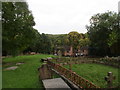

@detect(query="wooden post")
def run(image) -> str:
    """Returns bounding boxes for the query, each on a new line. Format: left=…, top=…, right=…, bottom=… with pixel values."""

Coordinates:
left=69, top=62, right=72, bottom=71
left=58, top=50, right=62, bottom=64
left=105, top=72, right=115, bottom=88
left=69, top=58, right=72, bottom=71
left=69, top=58, right=72, bottom=80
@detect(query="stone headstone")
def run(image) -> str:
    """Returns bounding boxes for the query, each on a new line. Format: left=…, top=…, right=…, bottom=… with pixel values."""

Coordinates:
left=38, top=64, right=52, bottom=80
left=105, top=72, right=115, bottom=88
left=47, top=57, right=52, bottom=60
left=58, top=50, right=62, bottom=57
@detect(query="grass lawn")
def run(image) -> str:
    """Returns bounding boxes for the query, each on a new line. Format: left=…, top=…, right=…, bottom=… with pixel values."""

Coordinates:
left=65, top=63, right=119, bottom=88
left=2, top=54, right=55, bottom=88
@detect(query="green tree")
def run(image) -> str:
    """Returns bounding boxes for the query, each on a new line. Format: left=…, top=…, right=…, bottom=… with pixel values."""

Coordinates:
left=40, top=33, right=52, bottom=54
left=24, top=29, right=42, bottom=53
left=2, top=2, right=35, bottom=56
left=87, top=11, right=120, bottom=56
left=79, top=37, right=90, bottom=47
left=67, top=31, right=81, bottom=52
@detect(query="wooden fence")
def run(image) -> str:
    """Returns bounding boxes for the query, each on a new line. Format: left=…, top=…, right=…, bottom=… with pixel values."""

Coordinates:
left=47, top=60, right=100, bottom=88
left=52, top=58, right=120, bottom=68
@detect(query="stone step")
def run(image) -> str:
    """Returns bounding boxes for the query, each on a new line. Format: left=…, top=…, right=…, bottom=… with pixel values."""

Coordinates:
left=42, top=78, right=72, bottom=90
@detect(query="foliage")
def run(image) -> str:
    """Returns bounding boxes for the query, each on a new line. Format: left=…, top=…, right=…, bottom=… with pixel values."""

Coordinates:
left=67, top=31, right=81, bottom=51
left=87, top=11, right=120, bottom=56
left=47, top=34, right=68, bottom=53
left=46, top=32, right=90, bottom=54
left=40, top=33, right=52, bottom=54
left=2, top=2, right=35, bottom=56
left=79, top=37, right=90, bottom=47
left=24, top=32, right=52, bottom=54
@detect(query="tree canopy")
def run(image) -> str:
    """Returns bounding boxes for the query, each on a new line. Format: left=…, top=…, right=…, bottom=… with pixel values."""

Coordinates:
left=3, top=2, right=119, bottom=57
left=87, top=11, right=120, bottom=56
left=2, top=2, right=35, bottom=56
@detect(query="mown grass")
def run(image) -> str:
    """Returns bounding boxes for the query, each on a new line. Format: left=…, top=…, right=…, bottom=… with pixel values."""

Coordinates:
left=65, top=63, right=119, bottom=88
left=2, top=54, right=55, bottom=88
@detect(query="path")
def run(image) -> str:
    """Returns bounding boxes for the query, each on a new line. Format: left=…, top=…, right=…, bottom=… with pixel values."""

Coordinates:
left=42, top=78, right=71, bottom=90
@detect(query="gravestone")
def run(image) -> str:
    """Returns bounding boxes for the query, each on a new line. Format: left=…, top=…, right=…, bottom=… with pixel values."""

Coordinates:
left=47, top=57, right=52, bottom=60
left=58, top=50, right=62, bottom=63
left=41, top=58, right=48, bottom=63
left=105, top=72, right=115, bottom=88
left=58, top=50, right=62, bottom=57
left=38, top=64, right=52, bottom=80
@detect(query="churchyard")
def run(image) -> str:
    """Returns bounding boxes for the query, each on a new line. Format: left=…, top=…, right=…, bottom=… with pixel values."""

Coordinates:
left=48, top=57, right=119, bottom=88
left=2, top=1, right=120, bottom=89
left=2, top=54, right=55, bottom=88
left=2, top=54, right=119, bottom=88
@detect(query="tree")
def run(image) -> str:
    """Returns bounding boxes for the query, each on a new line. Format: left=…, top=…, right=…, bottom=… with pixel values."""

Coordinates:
left=23, top=29, right=42, bottom=53
left=67, top=31, right=81, bottom=52
left=40, top=33, right=52, bottom=54
left=87, top=11, right=120, bottom=56
left=79, top=37, right=90, bottom=47
left=2, top=2, right=35, bottom=56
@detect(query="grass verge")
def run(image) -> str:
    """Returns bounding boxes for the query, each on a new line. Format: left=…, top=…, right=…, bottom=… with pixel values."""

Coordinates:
left=2, top=54, right=54, bottom=88
left=65, top=63, right=119, bottom=88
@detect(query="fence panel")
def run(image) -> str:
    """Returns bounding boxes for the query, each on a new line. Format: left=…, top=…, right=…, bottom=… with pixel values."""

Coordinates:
left=47, top=60, right=99, bottom=88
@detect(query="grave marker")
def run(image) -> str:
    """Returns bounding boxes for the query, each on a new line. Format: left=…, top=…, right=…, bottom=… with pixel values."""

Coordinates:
left=105, top=72, right=115, bottom=88
left=38, top=64, right=52, bottom=80
left=58, top=50, right=62, bottom=63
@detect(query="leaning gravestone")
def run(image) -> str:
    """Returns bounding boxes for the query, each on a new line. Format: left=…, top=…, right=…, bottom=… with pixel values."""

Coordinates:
left=38, top=64, right=52, bottom=80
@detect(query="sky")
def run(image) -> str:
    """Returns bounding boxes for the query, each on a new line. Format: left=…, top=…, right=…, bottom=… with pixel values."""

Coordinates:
left=26, top=0, right=119, bottom=34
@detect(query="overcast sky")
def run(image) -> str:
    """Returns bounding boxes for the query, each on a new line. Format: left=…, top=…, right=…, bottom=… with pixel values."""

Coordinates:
left=26, top=0, right=119, bottom=34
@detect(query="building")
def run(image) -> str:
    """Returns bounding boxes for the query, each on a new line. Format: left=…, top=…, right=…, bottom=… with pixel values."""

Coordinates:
left=64, top=46, right=73, bottom=56
left=54, top=45, right=90, bottom=57
left=54, top=46, right=74, bottom=56
left=80, top=46, right=89, bottom=56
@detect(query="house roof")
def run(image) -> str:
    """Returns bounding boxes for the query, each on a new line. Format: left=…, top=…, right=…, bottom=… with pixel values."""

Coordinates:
left=55, top=46, right=71, bottom=51
left=80, top=46, right=90, bottom=50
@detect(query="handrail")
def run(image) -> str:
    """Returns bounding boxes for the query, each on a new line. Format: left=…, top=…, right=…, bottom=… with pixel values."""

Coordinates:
left=47, top=60, right=100, bottom=88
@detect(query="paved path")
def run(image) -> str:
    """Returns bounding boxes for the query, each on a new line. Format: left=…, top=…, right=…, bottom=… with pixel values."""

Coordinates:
left=42, top=78, right=71, bottom=90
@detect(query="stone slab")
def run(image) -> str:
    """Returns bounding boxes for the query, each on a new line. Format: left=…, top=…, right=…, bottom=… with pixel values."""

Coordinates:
left=16, top=62, right=24, bottom=65
left=4, top=66, right=18, bottom=71
left=42, top=78, right=71, bottom=90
